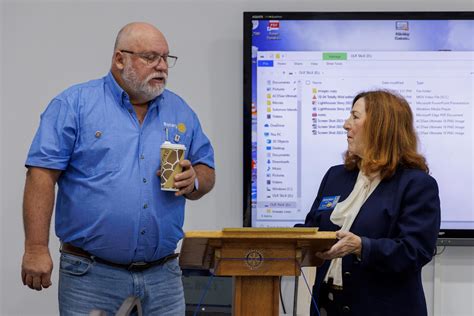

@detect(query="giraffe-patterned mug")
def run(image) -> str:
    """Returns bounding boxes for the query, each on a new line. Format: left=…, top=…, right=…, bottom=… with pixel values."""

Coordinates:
left=160, top=141, right=186, bottom=191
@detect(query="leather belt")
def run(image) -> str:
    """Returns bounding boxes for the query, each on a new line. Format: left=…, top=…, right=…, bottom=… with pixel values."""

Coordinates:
left=60, top=243, right=179, bottom=271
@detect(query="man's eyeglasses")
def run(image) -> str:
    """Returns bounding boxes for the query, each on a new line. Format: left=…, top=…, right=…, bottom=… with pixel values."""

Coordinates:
left=120, top=50, right=178, bottom=68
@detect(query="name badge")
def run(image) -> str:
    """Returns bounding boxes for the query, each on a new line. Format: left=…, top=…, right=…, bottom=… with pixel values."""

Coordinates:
left=318, top=196, right=340, bottom=211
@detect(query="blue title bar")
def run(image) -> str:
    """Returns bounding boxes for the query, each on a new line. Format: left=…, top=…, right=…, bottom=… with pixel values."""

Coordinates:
left=258, top=60, right=274, bottom=67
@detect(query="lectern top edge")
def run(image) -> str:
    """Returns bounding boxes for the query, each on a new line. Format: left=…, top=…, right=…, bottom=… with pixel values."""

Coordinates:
left=183, top=228, right=336, bottom=240
left=222, top=227, right=318, bottom=233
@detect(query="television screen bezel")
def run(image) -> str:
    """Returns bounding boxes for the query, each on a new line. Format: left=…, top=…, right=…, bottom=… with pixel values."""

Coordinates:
left=243, top=11, right=474, bottom=245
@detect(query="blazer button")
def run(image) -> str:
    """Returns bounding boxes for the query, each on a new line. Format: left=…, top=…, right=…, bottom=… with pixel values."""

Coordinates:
left=344, top=271, right=351, bottom=277
left=342, top=305, right=350, bottom=313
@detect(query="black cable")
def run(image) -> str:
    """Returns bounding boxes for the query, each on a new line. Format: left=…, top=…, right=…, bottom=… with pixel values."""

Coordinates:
left=293, top=276, right=299, bottom=316
left=279, top=276, right=287, bottom=314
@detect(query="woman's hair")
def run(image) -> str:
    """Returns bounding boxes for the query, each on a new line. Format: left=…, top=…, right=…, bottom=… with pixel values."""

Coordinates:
left=344, top=90, right=428, bottom=178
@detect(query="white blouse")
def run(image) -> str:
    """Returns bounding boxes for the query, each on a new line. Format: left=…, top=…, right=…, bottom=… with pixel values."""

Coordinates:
left=324, top=171, right=381, bottom=287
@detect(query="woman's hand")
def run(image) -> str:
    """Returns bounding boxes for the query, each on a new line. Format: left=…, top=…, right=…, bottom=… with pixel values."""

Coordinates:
left=316, top=230, right=362, bottom=260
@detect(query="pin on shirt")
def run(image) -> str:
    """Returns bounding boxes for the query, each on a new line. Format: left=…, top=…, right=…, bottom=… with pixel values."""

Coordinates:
left=174, top=134, right=180, bottom=142
left=318, top=196, right=340, bottom=211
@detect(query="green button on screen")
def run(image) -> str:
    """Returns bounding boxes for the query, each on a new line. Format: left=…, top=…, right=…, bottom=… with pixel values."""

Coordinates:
left=323, top=52, right=347, bottom=60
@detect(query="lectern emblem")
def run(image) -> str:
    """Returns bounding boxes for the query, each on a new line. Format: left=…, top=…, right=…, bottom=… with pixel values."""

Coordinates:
left=244, top=250, right=264, bottom=270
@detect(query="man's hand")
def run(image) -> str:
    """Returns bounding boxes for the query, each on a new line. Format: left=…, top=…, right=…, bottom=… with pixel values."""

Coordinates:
left=156, top=162, right=215, bottom=200
left=173, top=159, right=196, bottom=197
left=315, top=230, right=362, bottom=260
left=21, top=245, right=53, bottom=291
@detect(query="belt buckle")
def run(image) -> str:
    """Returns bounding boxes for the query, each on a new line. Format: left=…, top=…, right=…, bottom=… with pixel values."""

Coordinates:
left=128, top=262, right=148, bottom=271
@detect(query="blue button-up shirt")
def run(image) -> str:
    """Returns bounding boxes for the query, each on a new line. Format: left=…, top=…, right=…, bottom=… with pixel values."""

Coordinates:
left=26, top=72, right=214, bottom=264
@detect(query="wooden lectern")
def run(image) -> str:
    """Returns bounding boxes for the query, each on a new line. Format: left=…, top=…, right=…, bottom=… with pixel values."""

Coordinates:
left=179, top=228, right=337, bottom=316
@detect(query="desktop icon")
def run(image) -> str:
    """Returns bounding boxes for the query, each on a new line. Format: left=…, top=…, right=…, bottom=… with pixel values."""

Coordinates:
left=252, top=20, right=259, bottom=30
left=267, top=20, right=280, bottom=31
left=396, top=21, right=409, bottom=31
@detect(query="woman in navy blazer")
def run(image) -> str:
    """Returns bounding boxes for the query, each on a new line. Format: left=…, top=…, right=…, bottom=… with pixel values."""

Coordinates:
left=301, top=90, right=441, bottom=316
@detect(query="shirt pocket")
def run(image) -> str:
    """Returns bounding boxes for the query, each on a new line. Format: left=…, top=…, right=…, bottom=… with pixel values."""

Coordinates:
left=77, top=125, right=123, bottom=176
left=169, top=131, right=191, bottom=160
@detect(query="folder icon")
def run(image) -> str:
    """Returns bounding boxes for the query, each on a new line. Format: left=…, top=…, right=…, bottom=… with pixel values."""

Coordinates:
left=267, top=100, right=271, bottom=105
left=267, top=94, right=272, bottom=99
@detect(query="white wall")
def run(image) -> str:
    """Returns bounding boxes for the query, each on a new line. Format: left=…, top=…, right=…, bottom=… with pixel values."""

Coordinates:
left=1, top=0, right=473, bottom=315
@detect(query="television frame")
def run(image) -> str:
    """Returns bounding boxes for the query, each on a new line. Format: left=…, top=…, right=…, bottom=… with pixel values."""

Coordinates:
left=243, top=11, right=474, bottom=246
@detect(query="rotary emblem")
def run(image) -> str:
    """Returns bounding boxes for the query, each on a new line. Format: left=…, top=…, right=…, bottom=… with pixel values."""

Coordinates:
left=177, top=123, right=186, bottom=133
left=244, top=250, right=264, bottom=270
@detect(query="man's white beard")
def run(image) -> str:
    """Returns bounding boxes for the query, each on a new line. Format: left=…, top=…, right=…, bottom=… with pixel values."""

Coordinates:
left=122, top=64, right=167, bottom=101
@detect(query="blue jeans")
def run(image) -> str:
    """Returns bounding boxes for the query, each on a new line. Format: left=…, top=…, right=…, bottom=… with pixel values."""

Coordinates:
left=58, top=253, right=185, bottom=315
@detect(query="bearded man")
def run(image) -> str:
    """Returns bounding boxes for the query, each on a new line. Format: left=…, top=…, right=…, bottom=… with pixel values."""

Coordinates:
left=21, top=22, right=215, bottom=315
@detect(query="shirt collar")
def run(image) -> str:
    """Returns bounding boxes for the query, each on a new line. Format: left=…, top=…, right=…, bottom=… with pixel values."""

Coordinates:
left=105, top=71, right=165, bottom=110
left=105, top=72, right=127, bottom=107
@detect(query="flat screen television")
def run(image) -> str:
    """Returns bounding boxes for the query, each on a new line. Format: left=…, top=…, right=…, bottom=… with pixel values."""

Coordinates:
left=243, top=12, right=474, bottom=245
